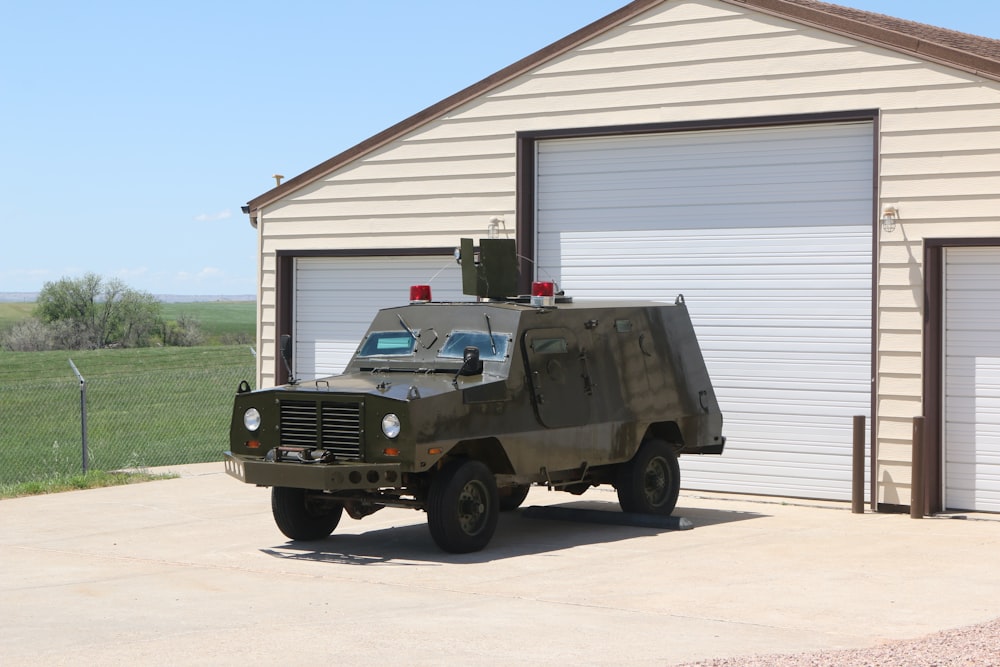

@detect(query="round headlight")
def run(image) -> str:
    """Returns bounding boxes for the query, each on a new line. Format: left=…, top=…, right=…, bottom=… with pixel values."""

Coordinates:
left=381, top=413, right=401, bottom=439
left=243, top=407, right=262, bottom=432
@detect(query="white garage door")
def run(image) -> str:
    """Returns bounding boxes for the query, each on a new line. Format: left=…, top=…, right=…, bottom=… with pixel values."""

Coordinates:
left=535, top=122, right=873, bottom=501
left=944, top=247, right=1000, bottom=512
left=294, top=255, right=465, bottom=380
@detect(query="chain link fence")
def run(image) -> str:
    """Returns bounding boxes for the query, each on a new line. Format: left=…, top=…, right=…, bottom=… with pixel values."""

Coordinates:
left=0, top=348, right=255, bottom=488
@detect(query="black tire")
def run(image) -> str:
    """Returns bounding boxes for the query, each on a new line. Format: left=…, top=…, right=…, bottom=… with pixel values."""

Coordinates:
left=615, top=439, right=681, bottom=515
left=427, top=459, right=499, bottom=553
left=271, top=486, right=343, bottom=541
left=499, top=484, right=531, bottom=512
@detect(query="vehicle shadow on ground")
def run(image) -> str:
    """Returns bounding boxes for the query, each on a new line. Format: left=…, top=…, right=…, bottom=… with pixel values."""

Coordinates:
left=259, top=500, right=766, bottom=566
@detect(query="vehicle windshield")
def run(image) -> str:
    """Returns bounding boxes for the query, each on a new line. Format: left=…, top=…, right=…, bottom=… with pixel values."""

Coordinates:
left=358, top=331, right=418, bottom=357
left=438, top=331, right=510, bottom=362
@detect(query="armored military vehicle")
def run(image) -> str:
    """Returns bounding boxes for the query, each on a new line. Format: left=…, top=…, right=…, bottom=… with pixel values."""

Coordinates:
left=224, top=238, right=725, bottom=553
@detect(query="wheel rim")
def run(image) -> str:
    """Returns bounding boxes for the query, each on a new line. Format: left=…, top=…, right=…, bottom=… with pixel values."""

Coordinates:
left=643, top=456, right=671, bottom=507
left=457, top=479, right=490, bottom=536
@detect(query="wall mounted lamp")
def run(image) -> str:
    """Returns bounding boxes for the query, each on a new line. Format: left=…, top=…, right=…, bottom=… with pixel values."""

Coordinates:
left=487, top=216, right=507, bottom=239
left=881, top=206, right=899, bottom=234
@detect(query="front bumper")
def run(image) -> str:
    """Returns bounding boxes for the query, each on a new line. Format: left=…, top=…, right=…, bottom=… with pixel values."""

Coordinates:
left=224, top=451, right=403, bottom=491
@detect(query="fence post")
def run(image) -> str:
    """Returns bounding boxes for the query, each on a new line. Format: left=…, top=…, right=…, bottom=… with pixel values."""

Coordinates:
left=852, top=415, right=866, bottom=514
left=911, top=416, right=924, bottom=519
left=68, top=359, right=88, bottom=474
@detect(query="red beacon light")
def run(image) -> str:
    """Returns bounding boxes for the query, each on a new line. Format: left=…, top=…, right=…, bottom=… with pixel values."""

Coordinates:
left=531, top=281, right=555, bottom=308
left=409, top=285, right=432, bottom=303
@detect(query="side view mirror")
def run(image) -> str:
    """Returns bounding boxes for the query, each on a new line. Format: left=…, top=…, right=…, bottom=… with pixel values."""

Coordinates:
left=280, top=334, right=297, bottom=384
left=458, top=346, right=484, bottom=377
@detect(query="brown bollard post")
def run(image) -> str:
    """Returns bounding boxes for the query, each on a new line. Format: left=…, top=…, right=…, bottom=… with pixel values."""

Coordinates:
left=852, top=415, right=865, bottom=514
left=911, top=416, right=924, bottom=519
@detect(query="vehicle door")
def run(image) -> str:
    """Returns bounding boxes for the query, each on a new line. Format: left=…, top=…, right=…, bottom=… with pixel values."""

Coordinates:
left=522, top=328, right=591, bottom=428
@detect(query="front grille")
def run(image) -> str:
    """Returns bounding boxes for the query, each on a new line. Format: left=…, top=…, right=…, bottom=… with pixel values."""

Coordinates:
left=279, top=399, right=363, bottom=461
left=321, top=402, right=362, bottom=459
left=278, top=401, right=319, bottom=447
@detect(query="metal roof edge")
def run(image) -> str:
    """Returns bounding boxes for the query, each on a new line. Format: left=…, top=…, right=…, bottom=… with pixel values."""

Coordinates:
left=724, top=0, right=1000, bottom=83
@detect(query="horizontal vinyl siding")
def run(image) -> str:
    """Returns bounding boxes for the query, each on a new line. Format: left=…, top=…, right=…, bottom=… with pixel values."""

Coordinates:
left=877, top=103, right=1000, bottom=503
left=256, top=0, right=1000, bottom=509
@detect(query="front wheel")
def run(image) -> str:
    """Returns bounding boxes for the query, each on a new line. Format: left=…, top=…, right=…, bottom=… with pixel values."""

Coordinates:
left=615, top=439, right=681, bottom=515
left=271, top=487, right=343, bottom=541
left=427, top=459, right=499, bottom=553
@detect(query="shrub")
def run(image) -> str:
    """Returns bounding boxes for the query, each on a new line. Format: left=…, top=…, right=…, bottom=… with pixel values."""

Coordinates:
left=1, top=318, right=55, bottom=351
left=164, top=315, right=204, bottom=347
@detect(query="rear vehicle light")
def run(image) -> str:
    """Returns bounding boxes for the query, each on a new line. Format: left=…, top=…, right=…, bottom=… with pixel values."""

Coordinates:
left=531, top=281, right=555, bottom=308
left=410, top=285, right=432, bottom=303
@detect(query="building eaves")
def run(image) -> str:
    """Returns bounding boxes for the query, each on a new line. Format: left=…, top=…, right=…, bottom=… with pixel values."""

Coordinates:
left=245, top=0, right=1000, bottom=219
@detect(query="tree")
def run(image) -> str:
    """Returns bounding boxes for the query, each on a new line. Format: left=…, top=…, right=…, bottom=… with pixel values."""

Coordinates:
left=34, top=274, right=163, bottom=349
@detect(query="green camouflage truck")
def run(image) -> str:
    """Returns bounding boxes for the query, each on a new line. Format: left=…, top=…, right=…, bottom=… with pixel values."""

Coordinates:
left=225, top=239, right=725, bottom=553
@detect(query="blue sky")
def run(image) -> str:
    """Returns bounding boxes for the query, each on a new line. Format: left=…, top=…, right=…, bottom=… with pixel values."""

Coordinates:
left=2, top=1, right=997, bottom=296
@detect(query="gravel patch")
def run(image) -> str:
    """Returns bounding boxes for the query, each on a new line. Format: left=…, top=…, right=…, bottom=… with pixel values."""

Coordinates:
left=679, top=616, right=1000, bottom=666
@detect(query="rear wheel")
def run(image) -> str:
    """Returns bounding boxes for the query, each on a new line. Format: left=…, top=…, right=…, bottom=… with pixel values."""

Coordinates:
left=427, top=459, right=499, bottom=553
left=271, top=487, right=343, bottom=541
left=616, top=439, right=681, bottom=515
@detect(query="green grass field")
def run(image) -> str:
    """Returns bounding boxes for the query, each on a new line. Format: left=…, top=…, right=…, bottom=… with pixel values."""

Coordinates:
left=0, top=302, right=34, bottom=331
left=0, top=299, right=255, bottom=345
left=0, top=300, right=258, bottom=489
left=160, top=301, right=256, bottom=343
left=0, top=345, right=257, bottom=488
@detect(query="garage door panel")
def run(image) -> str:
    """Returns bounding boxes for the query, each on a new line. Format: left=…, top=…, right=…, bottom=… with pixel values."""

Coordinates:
left=537, top=203, right=872, bottom=231
left=537, top=121, right=873, bottom=501
left=540, top=181, right=871, bottom=210
left=544, top=231, right=872, bottom=254
left=945, top=246, right=1000, bottom=512
left=294, top=256, right=464, bottom=380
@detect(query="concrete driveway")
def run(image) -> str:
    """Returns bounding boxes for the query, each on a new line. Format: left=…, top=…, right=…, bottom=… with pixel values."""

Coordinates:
left=3, top=463, right=1000, bottom=666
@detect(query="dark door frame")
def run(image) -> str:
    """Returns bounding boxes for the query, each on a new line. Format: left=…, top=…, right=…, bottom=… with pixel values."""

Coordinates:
left=922, top=237, right=1000, bottom=514
left=274, top=248, right=454, bottom=384
left=516, top=109, right=881, bottom=507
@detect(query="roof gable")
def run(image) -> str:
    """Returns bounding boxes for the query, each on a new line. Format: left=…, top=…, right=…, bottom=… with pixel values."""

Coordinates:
left=246, top=0, right=1000, bottom=217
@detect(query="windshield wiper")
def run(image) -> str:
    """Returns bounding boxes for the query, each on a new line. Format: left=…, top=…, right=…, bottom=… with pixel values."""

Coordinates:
left=398, top=314, right=417, bottom=341
left=484, top=313, right=497, bottom=356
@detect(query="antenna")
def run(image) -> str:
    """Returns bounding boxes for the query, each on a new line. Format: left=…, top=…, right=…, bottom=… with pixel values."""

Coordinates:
left=516, top=253, right=560, bottom=294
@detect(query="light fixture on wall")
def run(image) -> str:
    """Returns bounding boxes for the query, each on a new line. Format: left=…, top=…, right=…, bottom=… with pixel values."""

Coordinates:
left=881, top=206, right=899, bottom=234
left=487, top=216, right=507, bottom=239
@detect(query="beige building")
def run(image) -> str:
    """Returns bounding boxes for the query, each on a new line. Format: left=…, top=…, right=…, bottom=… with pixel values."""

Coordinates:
left=241, top=0, right=1000, bottom=515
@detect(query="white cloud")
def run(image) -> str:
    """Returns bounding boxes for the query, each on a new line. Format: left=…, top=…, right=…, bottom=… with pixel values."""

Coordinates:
left=194, top=209, right=233, bottom=222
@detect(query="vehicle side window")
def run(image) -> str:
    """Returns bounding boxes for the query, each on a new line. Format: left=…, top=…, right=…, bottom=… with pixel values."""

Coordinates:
left=439, top=331, right=511, bottom=362
left=358, top=331, right=418, bottom=357
left=529, top=337, right=568, bottom=354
